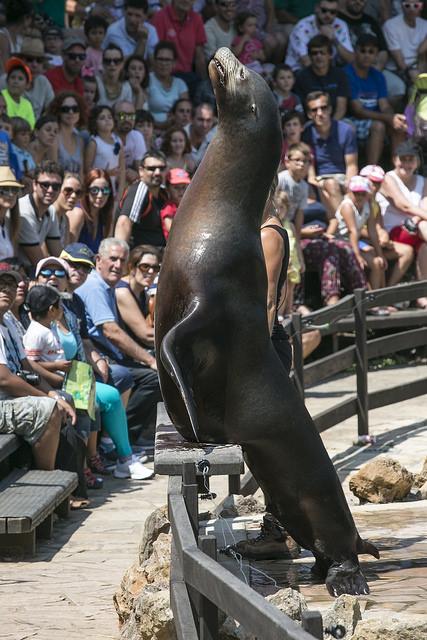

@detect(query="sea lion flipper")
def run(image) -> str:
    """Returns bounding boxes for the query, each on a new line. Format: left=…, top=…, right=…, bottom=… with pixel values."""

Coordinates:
left=160, top=308, right=201, bottom=442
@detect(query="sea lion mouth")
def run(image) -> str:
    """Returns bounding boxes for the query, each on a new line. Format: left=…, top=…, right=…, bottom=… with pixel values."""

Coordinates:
left=214, top=57, right=226, bottom=86
left=209, top=48, right=242, bottom=92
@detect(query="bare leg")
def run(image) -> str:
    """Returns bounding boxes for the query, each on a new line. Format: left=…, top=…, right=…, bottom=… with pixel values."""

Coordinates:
left=319, top=179, right=343, bottom=219
left=415, top=242, right=427, bottom=308
left=366, top=121, right=385, bottom=165
left=87, top=430, right=97, bottom=458
left=302, top=330, right=321, bottom=359
left=384, top=242, right=414, bottom=286
left=363, top=252, right=386, bottom=290
left=121, top=389, right=131, bottom=408
left=32, top=405, right=61, bottom=470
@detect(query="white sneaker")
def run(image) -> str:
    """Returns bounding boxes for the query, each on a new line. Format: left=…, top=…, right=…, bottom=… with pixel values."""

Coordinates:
left=114, top=459, right=154, bottom=480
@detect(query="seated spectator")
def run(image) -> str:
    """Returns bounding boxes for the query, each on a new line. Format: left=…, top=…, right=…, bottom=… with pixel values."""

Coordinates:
left=0, top=113, right=21, bottom=178
left=146, top=41, right=189, bottom=127
left=232, top=12, right=268, bottom=75
left=76, top=238, right=162, bottom=444
left=169, top=97, right=193, bottom=129
left=49, top=91, right=87, bottom=177
left=383, top=0, right=427, bottom=84
left=1, top=37, right=55, bottom=120
left=1, top=57, right=35, bottom=129
left=185, top=102, right=216, bottom=167
left=234, top=0, right=286, bottom=63
left=115, top=151, right=168, bottom=249
left=160, top=168, right=191, bottom=240
left=115, top=244, right=160, bottom=348
left=83, top=76, right=99, bottom=114
left=114, top=101, right=147, bottom=184
left=45, top=35, right=86, bottom=96
left=124, top=55, right=149, bottom=109
left=294, top=34, right=350, bottom=120
left=338, top=0, right=406, bottom=103
left=103, top=0, right=159, bottom=60
left=68, top=169, right=114, bottom=253
left=10, top=116, right=36, bottom=176
left=161, top=127, right=196, bottom=174
left=302, top=90, right=358, bottom=217
left=135, top=109, right=156, bottom=149
left=345, top=34, right=407, bottom=164
left=83, top=14, right=108, bottom=77
left=84, top=105, right=125, bottom=198
left=0, top=166, right=23, bottom=261
left=29, top=115, right=59, bottom=166
left=271, top=64, right=303, bottom=116
left=96, top=44, right=133, bottom=108
left=360, top=163, right=414, bottom=287
left=18, top=161, right=64, bottom=268
left=279, top=110, right=305, bottom=168
left=377, top=141, right=427, bottom=308
left=285, top=0, right=354, bottom=71
left=151, top=0, right=207, bottom=97
left=0, top=0, right=33, bottom=72
left=335, top=175, right=387, bottom=299
left=0, top=263, right=74, bottom=471
left=53, top=173, right=83, bottom=247
left=204, top=0, right=237, bottom=61
left=43, top=26, right=64, bottom=68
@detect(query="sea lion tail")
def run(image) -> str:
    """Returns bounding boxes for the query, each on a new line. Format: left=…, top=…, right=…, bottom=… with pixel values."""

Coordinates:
left=358, top=538, right=380, bottom=559
left=160, top=303, right=201, bottom=442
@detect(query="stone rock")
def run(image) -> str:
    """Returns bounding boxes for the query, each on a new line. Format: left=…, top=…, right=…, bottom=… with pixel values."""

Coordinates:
left=120, top=583, right=176, bottom=640
left=138, top=505, right=170, bottom=563
left=413, top=456, right=427, bottom=489
left=415, top=480, right=427, bottom=500
left=323, top=594, right=362, bottom=640
left=266, top=588, right=308, bottom=622
left=219, top=618, right=253, bottom=640
left=114, top=533, right=172, bottom=626
left=349, top=456, right=414, bottom=503
left=216, top=495, right=265, bottom=518
left=350, top=617, right=427, bottom=639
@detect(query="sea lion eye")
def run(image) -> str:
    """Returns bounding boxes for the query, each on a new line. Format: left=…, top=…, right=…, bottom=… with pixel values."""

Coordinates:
left=251, top=103, right=258, bottom=117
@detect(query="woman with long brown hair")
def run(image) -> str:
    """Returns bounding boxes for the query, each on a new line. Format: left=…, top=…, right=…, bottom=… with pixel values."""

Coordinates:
left=67, top=168, right=114, bottom=252
left=161, top=126, right=195, bottom=174
left=49, top=90, right=87, bottom=179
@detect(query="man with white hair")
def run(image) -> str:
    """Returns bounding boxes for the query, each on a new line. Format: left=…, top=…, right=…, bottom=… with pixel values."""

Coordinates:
left=76, top=237, right=161, bottom=446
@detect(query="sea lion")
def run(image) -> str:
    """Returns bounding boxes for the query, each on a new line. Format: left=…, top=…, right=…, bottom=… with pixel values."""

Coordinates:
left=155, top=47, right=379, bottom=597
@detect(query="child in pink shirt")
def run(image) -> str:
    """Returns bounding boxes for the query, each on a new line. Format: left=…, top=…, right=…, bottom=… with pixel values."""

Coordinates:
left=231, top=12, right=266, bottom=75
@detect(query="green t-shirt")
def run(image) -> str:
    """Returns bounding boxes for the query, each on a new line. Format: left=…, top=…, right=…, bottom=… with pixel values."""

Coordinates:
left=274, top=0, right=316, bottom=18
left=1, top=89, right=36, bottom=129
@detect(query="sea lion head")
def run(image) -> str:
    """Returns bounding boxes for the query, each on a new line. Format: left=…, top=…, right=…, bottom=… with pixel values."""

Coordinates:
left=208, top=48, right=280, bottom=138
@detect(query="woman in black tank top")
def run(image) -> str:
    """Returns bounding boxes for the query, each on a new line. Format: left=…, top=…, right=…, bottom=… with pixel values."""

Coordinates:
left=260, top=186, right=292, bottom=375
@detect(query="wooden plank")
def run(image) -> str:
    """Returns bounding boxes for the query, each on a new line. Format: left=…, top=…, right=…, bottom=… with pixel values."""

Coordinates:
left=0, top=530, right=36, bottom=556
left=37, top=514, right=54, bottom=539
left=198, top=536, right=219, bottom=640
left=304, top=346, right=355, bottom=387
left=7, top=517, right=30, bottom=534
left=313, top=396, right=358, bottom=433
left=170, top=581, right=199, bottom=640
left=364, top=281, right=427, bottom=307
left=367, top=327, right=427, bottom=360
left=239, top=470, right=259, bottom=497
left=369, top=377, right=427, bottom=411
left=333, top=309, right=427, bottom=333
left=354, top=289, right=369, bottom=437
left=300, top=294, right=354, bottom=329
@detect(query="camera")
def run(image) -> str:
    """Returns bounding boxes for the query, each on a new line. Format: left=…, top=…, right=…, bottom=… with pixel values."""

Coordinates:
left=17, top=370, right=40, bottom=386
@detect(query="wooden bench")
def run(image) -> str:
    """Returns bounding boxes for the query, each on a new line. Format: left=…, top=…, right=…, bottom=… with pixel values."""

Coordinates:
left=154, top=403, right=244, bottom=495
left=0, top=468, right=78, bottom=556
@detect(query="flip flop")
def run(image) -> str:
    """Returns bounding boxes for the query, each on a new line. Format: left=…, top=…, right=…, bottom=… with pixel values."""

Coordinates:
left=70, top=496, right=90, bottom=510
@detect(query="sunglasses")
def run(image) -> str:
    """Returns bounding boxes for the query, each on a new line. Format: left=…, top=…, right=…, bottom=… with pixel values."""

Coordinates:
left=103, top=57, right=123, bottom=65
left=89, top=186, right=111, bottom=196
left=143, top=164, right=166, bottom=172
left=403, top=2, right=422, bottom=7
left=138, top=262, right=160, bottom=273
left=39, top=268, right=66, bottom=278
left=23, top=56, right=45, bottom=64
left=319, top=7, right=337, bottom=14
left=0, top=187, right=20, bottom=196
left=37, top=181, right=62, bottom=192
left=63, top=186, right=83, bottom=198
left=66, top=261, right=91, bottom=273
left=60, top=105, right=79, bottom=114
left=117, top=111, right=136, bottom=120
left=66, top=52, right=86, bottom=61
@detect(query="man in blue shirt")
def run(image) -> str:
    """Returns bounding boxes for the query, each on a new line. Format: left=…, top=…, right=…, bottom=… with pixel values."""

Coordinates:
left=76, top=237, right=161, bottom=444
left=302, top=90, right=358, bottom=218
left=345, top=34, right=407, bottom=164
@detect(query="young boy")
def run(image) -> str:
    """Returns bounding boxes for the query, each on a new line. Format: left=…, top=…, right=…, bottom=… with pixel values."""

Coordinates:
left=135, top=109, right=156, bottom=150
left=271, top=64, right=302, bottom=117
left=279, top=109, right=305, bottom=169
left=44, top=26, right=64, bottom=68
left=83, top=15, right=108, bottom=76
left=1, top=58, right=35, bottom=129
left=10, top=116, right=36, bottom=175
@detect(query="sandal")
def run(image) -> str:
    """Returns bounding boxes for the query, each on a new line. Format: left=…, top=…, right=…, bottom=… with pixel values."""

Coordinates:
left=88, top=453, right=112, bottom=475
left=84, top=467, right=104, bottom=490
left=70, top=496, right=90, bottom=510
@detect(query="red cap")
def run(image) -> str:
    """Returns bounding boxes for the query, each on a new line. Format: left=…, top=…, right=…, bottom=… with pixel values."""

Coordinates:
left=167, top=168, right=191, bottom=185
left=5, top=57, right=32, bottom=84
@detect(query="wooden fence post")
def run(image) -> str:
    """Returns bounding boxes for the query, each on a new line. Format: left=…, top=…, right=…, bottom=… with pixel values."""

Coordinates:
left=302, top=610, right=324, bottom=639
left=354, top=288, right=369, bottom=437
left=182, top=462, right=199, bottom=538
left=291, top=312, right=304, bottom=399
left=198, top=535, right=219, bottom=640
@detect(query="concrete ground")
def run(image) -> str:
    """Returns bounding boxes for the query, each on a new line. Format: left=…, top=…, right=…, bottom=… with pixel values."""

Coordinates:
left=1, top=363, right=426, bottom=639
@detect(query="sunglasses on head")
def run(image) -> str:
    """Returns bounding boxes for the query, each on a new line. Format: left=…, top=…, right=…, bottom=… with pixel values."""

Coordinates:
left=39, top=268, right=66, bottom=278
left=103, top=57, right=123, bottom=65
left=37, top=181, right=62, bottom=192
left=138, top=262, right=160, bottom=273
left=66, top=52, right=86, bottom=61
left=89, top=186, right=111, bottom=196
left=319, top=6, right=337, bottom=14
left=60, top=104, right=79, bottom=114
left=63, top=186, right=83, bottom=198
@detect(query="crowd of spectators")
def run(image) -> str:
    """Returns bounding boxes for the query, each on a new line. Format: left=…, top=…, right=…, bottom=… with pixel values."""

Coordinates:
left=0, top=0, right=426, bottom=508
